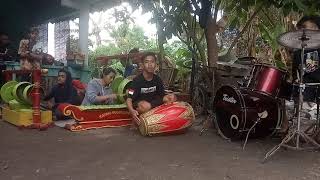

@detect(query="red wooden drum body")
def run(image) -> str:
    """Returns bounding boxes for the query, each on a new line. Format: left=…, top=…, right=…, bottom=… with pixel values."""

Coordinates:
left=213, top=86, right=283, bottom=140
left=248, top=64, right=286, bottom=97
left=139, top=101, right=194, bottom=136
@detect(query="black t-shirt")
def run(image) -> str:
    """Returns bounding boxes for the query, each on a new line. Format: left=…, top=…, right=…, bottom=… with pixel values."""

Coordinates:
left=0, top=45, right=17, bottom=62
left=128, top=74, right=165, bottom=108
left=44, top=84, right=80, bottom=107
left=292, top=49, right=320, bottom=82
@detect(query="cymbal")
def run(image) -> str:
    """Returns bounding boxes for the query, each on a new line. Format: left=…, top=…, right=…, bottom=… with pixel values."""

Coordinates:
left=277, top=29, right=320, bottom=50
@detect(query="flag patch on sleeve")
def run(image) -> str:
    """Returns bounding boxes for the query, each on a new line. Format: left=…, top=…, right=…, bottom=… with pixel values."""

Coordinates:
left=128, top=89, right=134, bottom=95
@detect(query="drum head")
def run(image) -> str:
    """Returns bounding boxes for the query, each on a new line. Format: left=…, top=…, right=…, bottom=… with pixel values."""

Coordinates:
left=214, top=86, right=283, bottom=140
left=244, top=90, right=283, bottom=138
left=213, top=86, right=244, bottom=140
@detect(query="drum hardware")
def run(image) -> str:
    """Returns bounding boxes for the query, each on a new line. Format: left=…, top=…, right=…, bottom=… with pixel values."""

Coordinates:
left=304, top=97, right=320, bottom=136
left=199, top=112, right=215, bottom=136
left=237, top=80, right=245, bottom=87
left=237, top=75, right=250, bottom=87
left=243, top=110, right=268, bottom=150
left=264, top=29, right=320, bottom=162
left=305, top=83, right=320, bottom=86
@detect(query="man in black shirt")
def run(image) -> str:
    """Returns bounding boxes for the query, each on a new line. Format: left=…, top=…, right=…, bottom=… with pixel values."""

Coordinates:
left=280, top=15, right=320, bottom=133
left=292, top=15, right=320, bottom=83
left=126, top=52, right=176, bottom=124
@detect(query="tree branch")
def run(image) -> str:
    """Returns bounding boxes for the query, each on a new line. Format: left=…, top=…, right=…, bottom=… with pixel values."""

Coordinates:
left=227, top=4, right=264, bottom=54
left=190, top=0, right=201, bottom=14
left=261, top=8, right=275, bottom=27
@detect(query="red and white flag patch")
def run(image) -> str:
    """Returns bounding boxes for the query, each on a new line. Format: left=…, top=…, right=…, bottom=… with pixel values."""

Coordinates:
left=128, top=89, right=134, bottom=95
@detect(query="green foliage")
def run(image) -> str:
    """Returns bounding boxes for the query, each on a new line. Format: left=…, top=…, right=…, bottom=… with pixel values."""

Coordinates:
left=134, top=0, right=207, bottom=65
left=88, top=23, right=158, bottom=77
left=164, top=41, right=192, bottom=80
left=107, top=24, right=156, bottom=53
left=259, top=23, right=286, bottom=56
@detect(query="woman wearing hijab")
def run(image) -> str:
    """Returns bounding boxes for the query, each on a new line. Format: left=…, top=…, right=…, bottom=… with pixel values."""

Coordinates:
left=44, top=68, right=79, bottom=120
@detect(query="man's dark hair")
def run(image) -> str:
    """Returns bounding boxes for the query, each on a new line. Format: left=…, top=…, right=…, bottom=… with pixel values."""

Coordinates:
left=297, top=15, right=320, bottom=29
left=29, top=27, right=39, bottom=34
left=58, top=68, right=72, bottom=84
left=101, top=67, right=116, bottom=78
left=129, top=48, right=139, bottom=54
left=141, top=52, right=157, bottom=62
left=58, top=68, right=73, bottom=97
left=23, top=27, right=39, bottom=39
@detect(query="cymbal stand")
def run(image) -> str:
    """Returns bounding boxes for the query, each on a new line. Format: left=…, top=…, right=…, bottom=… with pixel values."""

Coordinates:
left=263, top=29, right=320, bottom=162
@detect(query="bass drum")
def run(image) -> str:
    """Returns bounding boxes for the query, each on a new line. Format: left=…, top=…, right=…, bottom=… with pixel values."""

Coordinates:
left=213, top=86, right=283, bottom=140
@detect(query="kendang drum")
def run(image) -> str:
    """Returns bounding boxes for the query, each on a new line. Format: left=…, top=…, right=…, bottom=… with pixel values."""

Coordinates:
left=247, top=64, right=287, bottom=97
left=138, top=101, right=194, bottom=136
left=213, top=86, right=283, bottom=140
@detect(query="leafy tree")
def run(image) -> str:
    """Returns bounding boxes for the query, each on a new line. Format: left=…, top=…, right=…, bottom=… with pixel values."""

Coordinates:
left=88, top=24, right=158, bottom=77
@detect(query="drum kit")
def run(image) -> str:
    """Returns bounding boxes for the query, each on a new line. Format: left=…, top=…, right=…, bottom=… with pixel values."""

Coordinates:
left=213, top=29, right=320, bottom=161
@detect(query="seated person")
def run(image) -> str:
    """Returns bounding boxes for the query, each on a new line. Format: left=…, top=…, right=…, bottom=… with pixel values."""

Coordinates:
left=44, top=69, right=79, bottom=120
left=292, top=15, right=320, bottom=83
left=82, top=67, right=118, bottom=106
left=18, top=27, right=54, bottom=70
left=121, top=48, right=143, bottom=79
left=280, top=15, right=320, bottom=133
left=0, top=32, right=17, bottom=86
left=0, top=32, right=17, bottom=61
left=126, top=52, right=177, bottom=124
left=18, top=58, right=35, bottom=82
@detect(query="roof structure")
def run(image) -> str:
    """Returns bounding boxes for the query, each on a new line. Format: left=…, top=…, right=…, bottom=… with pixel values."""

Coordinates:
left=0, top=0, right=123, bottom=43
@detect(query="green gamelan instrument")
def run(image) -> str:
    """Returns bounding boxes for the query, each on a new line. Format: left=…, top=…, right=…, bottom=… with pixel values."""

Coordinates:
left=0, top=81, right=44, bottom=110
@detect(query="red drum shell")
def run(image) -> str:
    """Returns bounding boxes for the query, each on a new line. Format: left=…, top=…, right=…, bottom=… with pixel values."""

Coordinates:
left=139, top=101, right=194, bottom=136
left=248, top=64, right=286, bottom=97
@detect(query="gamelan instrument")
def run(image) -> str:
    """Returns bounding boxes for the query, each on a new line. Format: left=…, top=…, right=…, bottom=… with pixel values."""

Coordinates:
left=58, top=103, right=132, bottom=131
left=138, top=101, right=194, bottom=136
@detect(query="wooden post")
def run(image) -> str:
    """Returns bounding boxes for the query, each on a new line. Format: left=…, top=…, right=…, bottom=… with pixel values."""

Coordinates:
left=32, top=69, right=41, bottom=124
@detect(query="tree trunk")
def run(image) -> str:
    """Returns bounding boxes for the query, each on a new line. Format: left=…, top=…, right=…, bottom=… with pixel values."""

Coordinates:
left=157, top=31, right=165, bottom=70
left=154, top=3, right=165, bottom=71
left=205, top=0, right=221, bottom=96
left=205, top=18, right=218, bottom=68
